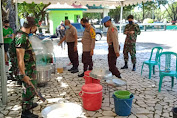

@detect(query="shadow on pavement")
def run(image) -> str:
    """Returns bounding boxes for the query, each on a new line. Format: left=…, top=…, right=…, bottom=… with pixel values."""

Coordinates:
left=136, top=42, right=171, bottom=50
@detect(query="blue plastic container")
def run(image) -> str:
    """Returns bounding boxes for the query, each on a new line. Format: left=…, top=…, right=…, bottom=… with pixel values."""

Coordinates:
left=112, top=94, right=134, bottom=116
left=172, top=107, right=177, bottom=118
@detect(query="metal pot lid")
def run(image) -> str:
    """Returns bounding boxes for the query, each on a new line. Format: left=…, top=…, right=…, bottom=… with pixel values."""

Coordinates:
left=89, top=68, right=112, bottom=80
left=36, top=65, right=51, bottom=71
left=41, top=103, right=83, bottom=118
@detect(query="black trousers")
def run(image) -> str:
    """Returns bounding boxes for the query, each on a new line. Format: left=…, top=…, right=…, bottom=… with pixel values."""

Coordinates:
left=67, top=42, right=79, bottom=68
left=82, top=51, right=93, bottom=72
left=108, top=45, right=121, bottom=77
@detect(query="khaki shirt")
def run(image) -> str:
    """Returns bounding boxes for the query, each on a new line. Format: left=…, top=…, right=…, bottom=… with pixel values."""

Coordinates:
left=107, top=23, right=119, bottom=53
left=65, top=25, right=77, bottom=43
left=82, top=25, right=96, bottom=52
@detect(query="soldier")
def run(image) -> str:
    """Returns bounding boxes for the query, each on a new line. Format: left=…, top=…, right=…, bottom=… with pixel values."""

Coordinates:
left=78, top=18, right=96, bottom=77
left=101, top=16, right=121, bottom=78
left=58, top=20, right=79, bottom=73
left=15, top=17, right=38, bottom=118
left=121, top=15, right=141, bottom=71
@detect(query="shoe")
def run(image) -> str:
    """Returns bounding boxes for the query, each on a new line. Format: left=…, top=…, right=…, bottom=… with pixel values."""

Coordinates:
left=21, top=110, right=38, bottom=118
left=132, top=64, right=136, bottom=71
left=68, top=67, right=74, bottom=71
left=71, top=69, right=79, bottom=73
left=29, top=103, right=38, bottom=110
left=121, top=62, right=128, bottom=69
left=78, top=72, right=84, bottom=77
left=121, top=65, right=128, bottom=69
left=117, top=75, right=122, bottom=78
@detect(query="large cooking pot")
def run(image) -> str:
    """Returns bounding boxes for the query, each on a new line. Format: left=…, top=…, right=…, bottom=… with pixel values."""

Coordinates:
left=42, top=40, right=54, bottom=54
left=48, top=67, right=52, bottom=80
left=37, top=65, right=51, bottom=86
left=36, top=53, right=53, bottom=65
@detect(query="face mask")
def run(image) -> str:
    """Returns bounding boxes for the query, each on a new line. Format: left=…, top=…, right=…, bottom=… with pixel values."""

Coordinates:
left=104, top=23, right=108, bottom=27
left=129, top=21, right=133, bottom=24
left=82, top=24, right=85, bottom=28
left=5, top=26, right=9, bottom=28
left=28, top=33, right=33, bottom=37
left=65, top=26, right=70, bottom=29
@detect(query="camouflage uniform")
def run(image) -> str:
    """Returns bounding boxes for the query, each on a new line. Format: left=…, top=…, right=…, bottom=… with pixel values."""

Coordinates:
left=15, top=30, right=37, bottom=111
left=123, top=23, right=141, bottom=64
left=9, top=36, right=19, bottom=80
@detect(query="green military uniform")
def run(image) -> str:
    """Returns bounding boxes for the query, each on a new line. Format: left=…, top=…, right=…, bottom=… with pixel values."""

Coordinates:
left=14, top=30, right=37, bottom=111
left=9, top=34, right=19, bottom=81
left=123, top=23, right=141, bottom=64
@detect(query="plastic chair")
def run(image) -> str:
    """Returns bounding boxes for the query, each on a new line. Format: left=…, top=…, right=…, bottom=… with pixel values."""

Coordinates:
left=158, top=51, right=177, bottom=92
left=141, top=47, right=163, bottom=79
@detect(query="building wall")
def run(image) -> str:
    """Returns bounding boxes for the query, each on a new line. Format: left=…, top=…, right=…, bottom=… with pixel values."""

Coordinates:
left=48, top=10, right=83, bottom=35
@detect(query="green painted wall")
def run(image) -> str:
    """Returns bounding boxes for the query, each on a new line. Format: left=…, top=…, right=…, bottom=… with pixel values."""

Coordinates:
left=48, top=10, right=83, bottom=34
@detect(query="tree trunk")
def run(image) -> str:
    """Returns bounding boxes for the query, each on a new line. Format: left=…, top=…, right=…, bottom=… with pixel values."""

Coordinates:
left=7, top=0, right=16, bottom=31
left=142, top=2, right=145, bottom=20
left=36, top=3, right=51, bottom=21
left=2, top=0, right=9, bottom=21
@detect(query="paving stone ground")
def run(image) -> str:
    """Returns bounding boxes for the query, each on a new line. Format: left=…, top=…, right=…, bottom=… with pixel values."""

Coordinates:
left=0, top=31, right=177, bottom=118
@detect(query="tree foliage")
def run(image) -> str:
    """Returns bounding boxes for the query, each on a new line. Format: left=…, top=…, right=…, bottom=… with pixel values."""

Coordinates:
left=109, top=7, right=121, bottom=23
left=18, top=2, right=51, bottom=21
left=138, top=1, right=157, bottom=20
left=108, top=0, right=170, bottom=22
left=83, top=13, right=102, bottom=20
left=157, top=0, right=177, bottom=21
left=109, top=5, right=136, bottom=23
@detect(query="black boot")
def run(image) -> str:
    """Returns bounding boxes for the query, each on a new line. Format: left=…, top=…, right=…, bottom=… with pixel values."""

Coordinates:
left=71, top=67, right=79, bottom=73
left=68, top=67, right=74, bottom=71
left=21, top=110, right=38, bottom=118
left=121, top=62, right=128, bottom=69
left=78, top=72, right=84, bottom=77
left=132, top=64, right=136, bottom=71
left=117, top=75, right=122, bottom=78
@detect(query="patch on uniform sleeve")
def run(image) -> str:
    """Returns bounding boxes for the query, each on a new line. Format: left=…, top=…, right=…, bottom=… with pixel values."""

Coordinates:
left=112, top=28, right=114, bottom=32
left=90, top=28, right=96, bottom=39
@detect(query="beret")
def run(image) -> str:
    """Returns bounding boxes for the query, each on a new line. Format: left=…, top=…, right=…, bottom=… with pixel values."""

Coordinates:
left=101, top=16, right=111, bottom=23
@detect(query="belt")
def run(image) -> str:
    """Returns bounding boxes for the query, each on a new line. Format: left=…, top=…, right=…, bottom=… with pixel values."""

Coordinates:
left=67, top=42, right=75, bottom=43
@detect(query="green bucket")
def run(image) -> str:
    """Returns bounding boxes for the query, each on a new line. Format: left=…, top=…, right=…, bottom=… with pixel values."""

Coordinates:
left=114, top=90, right=131, bottom=99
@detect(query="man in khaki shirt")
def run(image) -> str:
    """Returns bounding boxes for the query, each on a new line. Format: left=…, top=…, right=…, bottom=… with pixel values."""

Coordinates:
left=78, top=18, right=96, bottom=77
left=101, top=16, right=121, bottom=78
left=58, top=20, right=79, bottom=73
